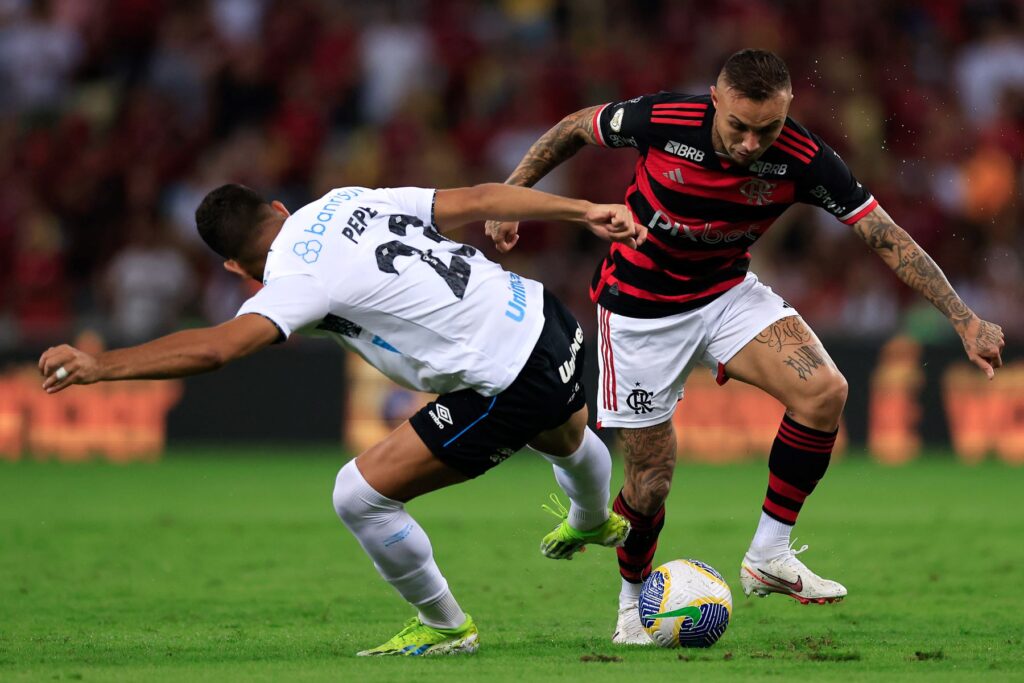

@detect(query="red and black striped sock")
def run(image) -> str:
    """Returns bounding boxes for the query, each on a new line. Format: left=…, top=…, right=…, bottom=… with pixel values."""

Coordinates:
left=613, top=491, right=665, bottom=584
left=762, top=415, right=837, bottom=525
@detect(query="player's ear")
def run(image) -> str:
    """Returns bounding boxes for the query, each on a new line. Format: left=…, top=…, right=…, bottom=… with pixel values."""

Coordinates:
left=269, top=200, right=290, bottom=218
left=710, top=84, right=718, bottom=106
left=223, top=259, right=247, bottom=278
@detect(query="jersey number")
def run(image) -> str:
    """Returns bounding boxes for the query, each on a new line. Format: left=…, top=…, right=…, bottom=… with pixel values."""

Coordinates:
left=375, top=214, right=476, bottom=299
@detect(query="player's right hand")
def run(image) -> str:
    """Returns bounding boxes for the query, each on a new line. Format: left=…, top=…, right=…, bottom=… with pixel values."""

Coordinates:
left=584, top=203, right=646, bottom=249
left=485, top=219, right=520, bottom=253
left=38, top=344, right=100, bottom=393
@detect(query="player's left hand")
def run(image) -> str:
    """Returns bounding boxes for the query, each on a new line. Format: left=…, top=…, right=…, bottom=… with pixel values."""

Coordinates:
left=38, top=344, right=101, bottom=393
left=584, top=204, right=646, bottom=249
left=958, top=315, right=1005, bottom=380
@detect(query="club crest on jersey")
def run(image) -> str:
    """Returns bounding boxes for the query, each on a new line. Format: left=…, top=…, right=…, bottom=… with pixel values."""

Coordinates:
left=739, top=178, right=776, bottom=206
left=664, top=140, right=705, bottom=162
left=610, top=108, right=624, bottom=132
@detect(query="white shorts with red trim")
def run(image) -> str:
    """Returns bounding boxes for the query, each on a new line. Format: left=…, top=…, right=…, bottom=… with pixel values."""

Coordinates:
left=596, top=272, right=798, bottom=429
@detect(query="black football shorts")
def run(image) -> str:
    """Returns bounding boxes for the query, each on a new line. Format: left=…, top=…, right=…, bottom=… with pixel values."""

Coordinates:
left=409, top=290, right=586, bottom=477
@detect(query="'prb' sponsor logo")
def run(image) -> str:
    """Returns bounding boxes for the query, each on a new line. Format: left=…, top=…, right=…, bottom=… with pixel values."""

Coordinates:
left=610, top=107, right=624, bottom=132
left=662, top=168, right=685, bottom=185
left=664, top=140, right=705, bottom=162
left=429, top=403, right=453, bottom=430
left=749, top=160, right=788, bottom=176
left=739, top=178, right=776, bottom=206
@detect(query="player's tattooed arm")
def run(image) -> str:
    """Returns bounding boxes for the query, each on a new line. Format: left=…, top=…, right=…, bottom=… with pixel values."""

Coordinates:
left=620, top=421, right=677, bottom=514
left=486, top=105, right=605, bottom=253
left=852, top=205, right=1005, bottom=378
left=504, top=106, right=603, bottom=188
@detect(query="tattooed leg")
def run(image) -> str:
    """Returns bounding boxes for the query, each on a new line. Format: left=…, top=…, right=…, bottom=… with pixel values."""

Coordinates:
left=620, top=421, right=677, bottom=515
left=726, top=317, right=847, bottom=431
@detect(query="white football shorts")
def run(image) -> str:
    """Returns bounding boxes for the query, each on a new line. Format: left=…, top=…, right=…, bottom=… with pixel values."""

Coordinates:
left=596, top=272, right=798, bottom=429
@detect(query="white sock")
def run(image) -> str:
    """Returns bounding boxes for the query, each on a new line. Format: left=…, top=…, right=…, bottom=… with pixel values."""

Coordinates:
left=748, top=511, right=793, bottom=561
left=619, top=579, right=642, bottom=607
left=333, top=461, right=467, bottom=629
left=534, top=428, right=611, bottom=531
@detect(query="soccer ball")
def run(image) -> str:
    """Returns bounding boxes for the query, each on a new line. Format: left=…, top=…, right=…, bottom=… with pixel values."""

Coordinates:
left=638, top=559, right=733, bottom=648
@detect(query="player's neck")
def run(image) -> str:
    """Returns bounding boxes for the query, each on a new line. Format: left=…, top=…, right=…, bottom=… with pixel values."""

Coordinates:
left=710, top=118, right=729, bottom=158
left=244, top=218, right=285, bottom=281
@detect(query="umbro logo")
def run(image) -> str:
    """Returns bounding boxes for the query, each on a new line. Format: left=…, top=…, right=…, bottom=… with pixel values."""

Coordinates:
left=662, top=168, right=684, bottom=185
left=429, top=403, right=453, bottom=429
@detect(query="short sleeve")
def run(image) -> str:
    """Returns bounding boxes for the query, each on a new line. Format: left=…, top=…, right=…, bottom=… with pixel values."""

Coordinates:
left=236, top=275, right=331, bottom=340
left=381, top=187, right=437, bottom=225
left=800, top=136, right=878, bottom=224
left=594, top=94, right=657, bottom=152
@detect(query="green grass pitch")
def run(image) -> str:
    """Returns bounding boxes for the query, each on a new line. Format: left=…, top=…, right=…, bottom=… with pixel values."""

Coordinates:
left=2, top=449, right=1022, bottom=682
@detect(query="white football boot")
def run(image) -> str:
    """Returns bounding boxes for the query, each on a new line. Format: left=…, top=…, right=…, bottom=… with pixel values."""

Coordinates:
left=740, top=543, right=846, bottom=604
left=612, top=602, right=651, bottom=645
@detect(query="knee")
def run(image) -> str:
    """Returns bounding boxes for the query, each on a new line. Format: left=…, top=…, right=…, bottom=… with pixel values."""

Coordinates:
left=333, top=460, right=399, bottom=528
left=333, top=461, right=363, bottom=527
left=625, top=467, right=672, bottom=513
left=793, top=371, right=848, bottom=427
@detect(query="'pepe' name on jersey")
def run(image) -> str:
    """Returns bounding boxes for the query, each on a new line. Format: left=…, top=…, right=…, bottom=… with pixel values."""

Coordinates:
left=341, top=206, right=379, bottom=244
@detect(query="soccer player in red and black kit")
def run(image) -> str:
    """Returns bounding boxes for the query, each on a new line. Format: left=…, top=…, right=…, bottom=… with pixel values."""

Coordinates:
left=487, top=49, right=1005, bottom=644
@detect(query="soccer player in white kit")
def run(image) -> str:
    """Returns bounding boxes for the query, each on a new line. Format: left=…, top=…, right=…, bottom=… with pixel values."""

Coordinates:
left=38, top=182, right=646, bottom=656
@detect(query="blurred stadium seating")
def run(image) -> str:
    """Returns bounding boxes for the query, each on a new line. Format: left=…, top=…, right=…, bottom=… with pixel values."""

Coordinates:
left=1, top=0, right=1021, bottom=347
left=0, top=1, right=1021, bottom=462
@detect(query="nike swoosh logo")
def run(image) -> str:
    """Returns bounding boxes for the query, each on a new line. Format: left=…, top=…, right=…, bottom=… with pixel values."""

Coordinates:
left=758, top=569, right=803, bottom=592
left=647, top=605, right=702, bottom=625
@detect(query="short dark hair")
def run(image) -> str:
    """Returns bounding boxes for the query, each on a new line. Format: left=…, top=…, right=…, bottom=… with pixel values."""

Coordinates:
left=195, top=184, right=270, bottom=260
left=719, top=49, right=791, bottom=101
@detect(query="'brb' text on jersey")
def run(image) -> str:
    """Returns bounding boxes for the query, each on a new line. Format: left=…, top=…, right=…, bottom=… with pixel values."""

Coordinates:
left=592, top=93, right=878, bottom=318
left=236, top=187, right=545, bottom=396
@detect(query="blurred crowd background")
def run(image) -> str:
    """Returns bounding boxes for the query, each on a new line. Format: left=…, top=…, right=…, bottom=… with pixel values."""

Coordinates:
left=1, top=0, right=1021, bottom=352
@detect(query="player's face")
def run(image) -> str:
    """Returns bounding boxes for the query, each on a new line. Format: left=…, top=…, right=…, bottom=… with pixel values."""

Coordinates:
left=710, top=83, right=792, bottom=166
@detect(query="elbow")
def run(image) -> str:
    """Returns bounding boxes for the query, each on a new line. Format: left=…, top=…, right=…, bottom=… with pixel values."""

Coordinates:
left=467, top=183, right=497, bottom=208
left=460, top=184, right=497, bottom=223
left=197, top=345, right=230, bottom=372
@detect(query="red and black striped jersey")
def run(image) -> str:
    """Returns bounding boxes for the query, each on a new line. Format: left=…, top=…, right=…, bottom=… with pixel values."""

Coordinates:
left=590, top=92, right=877, bottom=318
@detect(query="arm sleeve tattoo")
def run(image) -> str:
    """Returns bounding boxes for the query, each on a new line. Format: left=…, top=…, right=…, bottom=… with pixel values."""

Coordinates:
left=504, top=106, right=602, bottom=188
left=852, top=206, right=974, bottom=329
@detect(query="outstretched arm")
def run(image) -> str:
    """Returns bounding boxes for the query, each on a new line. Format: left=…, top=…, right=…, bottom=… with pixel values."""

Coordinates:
left=39, top=314, right=281, bottom=393
left=852, top=205, right=1005, bottom=378
left=435, top=183, right=644, bottom=248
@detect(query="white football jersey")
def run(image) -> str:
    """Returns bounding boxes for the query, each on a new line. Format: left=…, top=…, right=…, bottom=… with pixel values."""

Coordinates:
left=236, top=186, right=546, bottom=396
